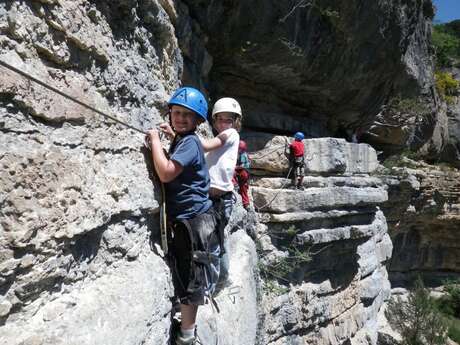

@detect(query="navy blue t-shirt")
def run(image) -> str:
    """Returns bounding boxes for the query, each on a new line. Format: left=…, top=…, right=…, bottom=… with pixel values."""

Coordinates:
left=166, top=133, right=212, bottom=220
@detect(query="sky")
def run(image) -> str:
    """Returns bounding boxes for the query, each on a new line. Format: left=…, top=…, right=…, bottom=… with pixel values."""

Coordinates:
left=433, top=0, right=460, bottom=23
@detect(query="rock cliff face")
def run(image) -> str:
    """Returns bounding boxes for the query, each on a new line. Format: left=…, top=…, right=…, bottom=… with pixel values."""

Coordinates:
left=183, top=0, right=439, bottom=154
left=380, top=159, right=460, bottom=285
left=0, top=0, right=173, bottom=343
left=1, top=1, right=456, bottom=345
left=439, top=67, right=460, bottom=167
left=247, top=134, right=392, bottom=344
left=0, top=1, right=257, bottom=344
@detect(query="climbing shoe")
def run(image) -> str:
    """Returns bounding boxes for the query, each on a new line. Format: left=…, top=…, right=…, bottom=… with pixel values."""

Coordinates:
left=175, top=332, right=196, bottom=345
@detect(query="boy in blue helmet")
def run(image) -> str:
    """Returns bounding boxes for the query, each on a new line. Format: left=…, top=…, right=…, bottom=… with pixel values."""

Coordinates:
left=148, top=87, right=219, bottom=345
left=289, top=132, right=305, bottom=190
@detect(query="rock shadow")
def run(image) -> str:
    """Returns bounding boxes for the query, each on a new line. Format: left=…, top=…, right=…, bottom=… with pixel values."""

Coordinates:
left=292, top=238, right=366, bottom=289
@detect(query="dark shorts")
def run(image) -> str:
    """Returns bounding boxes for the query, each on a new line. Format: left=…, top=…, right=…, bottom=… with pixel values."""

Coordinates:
left=293, top=156, right=305, bottom=177
left=212, top=191, right=236, bottom=244
left=168, top=208, right=220, bottom=305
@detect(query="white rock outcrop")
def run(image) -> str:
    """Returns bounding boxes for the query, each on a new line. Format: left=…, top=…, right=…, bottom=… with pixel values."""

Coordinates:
left=251, top=135, right=393, bottom=345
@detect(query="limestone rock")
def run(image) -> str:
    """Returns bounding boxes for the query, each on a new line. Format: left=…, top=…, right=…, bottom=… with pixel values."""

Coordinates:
left=254, top=162, right=392, bottom=344
left=380, top=162, right=460, bottom=284
left=0, top=1, right=191, bottom=343
left=246, top=134, right=379, bottom=175
left=183, top=0, right=437, bottom=155
left=1, top=248, right=172, bottom=345
left=253, top=185, right=387, bottom=213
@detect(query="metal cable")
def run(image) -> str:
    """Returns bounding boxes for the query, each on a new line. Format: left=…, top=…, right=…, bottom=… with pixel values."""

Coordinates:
left=254, top=166, right=294, bottom=212
left=0, top=59, right=147, bottom=135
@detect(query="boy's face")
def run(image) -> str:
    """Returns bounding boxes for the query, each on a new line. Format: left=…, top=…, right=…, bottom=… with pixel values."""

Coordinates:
left=170, top=105, right=201, bottom=134
left=213, top=112, right=235, bottom=133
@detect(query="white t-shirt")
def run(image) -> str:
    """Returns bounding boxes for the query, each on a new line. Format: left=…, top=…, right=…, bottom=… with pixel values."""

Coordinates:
left=205, top=128, right=240, bottom=192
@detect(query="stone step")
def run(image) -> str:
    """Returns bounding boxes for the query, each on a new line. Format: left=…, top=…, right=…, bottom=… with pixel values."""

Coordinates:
left=251, top=176, right=384, bottom=189
left=295, top=210, right=387, bottom=245
left=253, top=186, right=388, bottom=213
left=258, top=207, right=378, bottom=223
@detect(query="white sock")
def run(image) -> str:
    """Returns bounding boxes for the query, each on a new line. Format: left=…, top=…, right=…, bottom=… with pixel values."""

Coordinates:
left=180, top=327, right=195, bottom=338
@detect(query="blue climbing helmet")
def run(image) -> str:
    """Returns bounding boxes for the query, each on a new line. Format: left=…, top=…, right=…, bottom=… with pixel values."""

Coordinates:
left=168, top=86, right=208, bottom=121
left=294, top=132, right=304, bottom=140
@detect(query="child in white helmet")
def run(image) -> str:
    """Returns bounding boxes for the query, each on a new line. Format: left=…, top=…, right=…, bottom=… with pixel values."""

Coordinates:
left=200, top=97, right=242, bottom=292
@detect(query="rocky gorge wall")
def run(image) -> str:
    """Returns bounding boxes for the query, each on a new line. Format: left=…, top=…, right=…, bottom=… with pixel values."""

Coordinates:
left=246, top=135, right=392, bottom=344
left=183, top=0, right=439, bottom=155
left=0, top=1, right=257, bottom=344
left=1, top=1, right=458, bottom=345
left=380, top=158, right=460, bottom=285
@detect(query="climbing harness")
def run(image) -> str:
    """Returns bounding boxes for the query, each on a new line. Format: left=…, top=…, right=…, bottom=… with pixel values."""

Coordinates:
left=0, top=59, right=147, bottom=135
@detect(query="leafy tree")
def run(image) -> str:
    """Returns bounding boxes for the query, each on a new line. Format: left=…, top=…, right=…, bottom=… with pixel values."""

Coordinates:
left=432, top=21, right=460, bottom=68
left=436, top=280, right=460, bottom=318
left=386, top=278, right=448, bottom=345
left=444, top=282, right=460, bottom=318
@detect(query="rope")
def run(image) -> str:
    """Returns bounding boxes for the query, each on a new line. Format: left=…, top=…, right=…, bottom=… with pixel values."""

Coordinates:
left=0, top=59, right=147, bottom=135
left=255, top=166, right=293, bottom=212
left=248, top=143, right=287, bottom=159
left=2, top=58, right=172, bottom=250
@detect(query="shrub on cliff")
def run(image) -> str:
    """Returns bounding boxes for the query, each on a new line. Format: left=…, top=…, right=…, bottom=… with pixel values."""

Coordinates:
left=436, top=280, right=460, bottom=318
left=386, top=278, right=448, bottom=345
left=434, top=280, right=460, bottom=342
left=435, top=71, right=459, bottom=103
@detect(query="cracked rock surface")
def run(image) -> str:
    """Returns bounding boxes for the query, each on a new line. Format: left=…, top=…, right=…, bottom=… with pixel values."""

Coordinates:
left=0, top=1, right=178, bottom=343
left=0, top=2, right=260, bottom=344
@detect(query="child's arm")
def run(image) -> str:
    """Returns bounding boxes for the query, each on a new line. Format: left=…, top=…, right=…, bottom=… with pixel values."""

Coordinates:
left=288, top=143, right=294, bottom=162
left=200, top=131, right=229, bottom=152
left=148, top=129, right=183, bottom=183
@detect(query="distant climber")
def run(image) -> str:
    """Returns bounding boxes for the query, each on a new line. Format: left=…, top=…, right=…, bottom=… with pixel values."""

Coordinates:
left=289, top=132, right=305, bottom=190
left=234, top=140, right=251, bottom=209
left=147, top=86, right=220, bottom=345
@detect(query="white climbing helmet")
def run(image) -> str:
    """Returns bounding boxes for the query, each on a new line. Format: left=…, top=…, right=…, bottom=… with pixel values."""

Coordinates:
left=211, top=97, right=242, bottom=118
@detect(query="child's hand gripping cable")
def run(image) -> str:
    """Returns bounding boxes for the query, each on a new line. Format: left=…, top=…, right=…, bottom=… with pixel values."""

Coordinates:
left=144, top=127, right=169, bottom=256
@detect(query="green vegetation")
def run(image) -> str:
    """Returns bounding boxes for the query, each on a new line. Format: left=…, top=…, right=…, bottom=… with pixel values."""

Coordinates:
left=386, top=277, right=448, bottom=345
left=447, top=318, right=460, bottom=343
left=382, top=150, right=423, bottom=170
left=386, top=278, right=460, bottom=344
left=432, top=21, right=460, bottom=68
left=257, top=225, right=312, bottom=294
left=262, top=279, right=290, bottom=296
left=434, top=280, right=460, bottom=343
left=435, top=71, right=459, bottom=103
left=381, top=151, right=460, bottom=172
left=258, top=244, right=312, bottom=283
